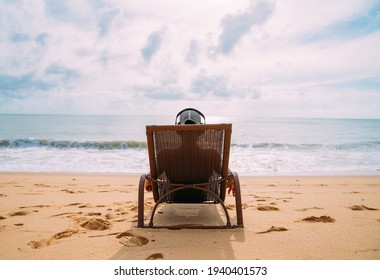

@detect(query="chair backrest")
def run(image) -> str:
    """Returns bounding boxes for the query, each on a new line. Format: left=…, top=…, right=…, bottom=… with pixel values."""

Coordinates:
left=146, top=124, right=232, bottom=202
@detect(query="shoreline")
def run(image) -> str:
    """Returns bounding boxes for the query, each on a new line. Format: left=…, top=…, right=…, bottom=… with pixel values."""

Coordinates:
left=2, top=170, right=380, bottom=176
left=0, top=172, right=379, bottom=260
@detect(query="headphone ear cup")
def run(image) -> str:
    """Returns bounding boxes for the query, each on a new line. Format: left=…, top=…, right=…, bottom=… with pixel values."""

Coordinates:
left=175, top=108, right=205, bottom=124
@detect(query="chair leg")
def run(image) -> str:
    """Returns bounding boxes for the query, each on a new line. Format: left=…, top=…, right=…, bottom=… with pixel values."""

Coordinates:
left=137, top=175, right=146, bottom=228
left=232, top=172, right=244, bottom=227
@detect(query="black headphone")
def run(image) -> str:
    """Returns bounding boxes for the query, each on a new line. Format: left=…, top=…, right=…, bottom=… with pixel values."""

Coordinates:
left=175, top=108, right=206, bottom=124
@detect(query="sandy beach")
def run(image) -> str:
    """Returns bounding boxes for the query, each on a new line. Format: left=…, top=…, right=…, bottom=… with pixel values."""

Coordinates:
left=0, top=172, right=379, bottom=260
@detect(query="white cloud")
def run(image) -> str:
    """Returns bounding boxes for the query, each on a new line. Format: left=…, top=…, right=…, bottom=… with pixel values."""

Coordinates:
left=0, top=0, right=379, bottom=118
left=97, top=6, right=123, bottom=37
left=217, top=0, right=275, bottom=54
left=140, top=28, right=166, bottom=63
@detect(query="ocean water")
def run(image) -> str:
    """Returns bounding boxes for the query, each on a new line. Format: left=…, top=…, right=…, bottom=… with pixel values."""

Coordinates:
left=1, top=114, right=380, bottom=175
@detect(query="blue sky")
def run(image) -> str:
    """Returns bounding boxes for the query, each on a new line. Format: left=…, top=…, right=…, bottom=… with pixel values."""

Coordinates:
left=0, top=0, right=379, bottom=118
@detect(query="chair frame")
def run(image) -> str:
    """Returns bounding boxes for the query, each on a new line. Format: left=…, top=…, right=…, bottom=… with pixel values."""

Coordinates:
left=137, top=124, right=244, bottom=229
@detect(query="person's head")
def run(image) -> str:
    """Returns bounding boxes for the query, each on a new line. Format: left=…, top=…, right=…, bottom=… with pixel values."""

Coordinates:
left=175, top=108, right=206, bottom=125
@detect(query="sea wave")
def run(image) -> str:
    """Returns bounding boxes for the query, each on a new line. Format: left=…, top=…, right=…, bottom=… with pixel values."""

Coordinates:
left=0, top=138, right=147, bottom=150
left=1, top=139, right=380, bottom=175
left=1, top=138, right=380, bottom=152
left=232, top=141, right=380, bottom=151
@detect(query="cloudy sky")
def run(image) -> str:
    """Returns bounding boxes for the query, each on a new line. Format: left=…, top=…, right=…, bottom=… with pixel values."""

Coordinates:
left=1, top=0, right=380, bottom=118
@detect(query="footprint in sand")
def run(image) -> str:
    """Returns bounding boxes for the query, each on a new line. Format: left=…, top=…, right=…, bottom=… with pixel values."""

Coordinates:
left=116, top=231, right=149, bottom=247
left=296, top=207, right=324, bottom=212
left=114, top=207, right=128, bottom=215
left=50, top=212, right=83, bottom=218
left=78, top=204, right=92, bottom=208
left=97, top=184, right=111, bottom=187
left=28, top=229, right=77, bottom=249
left=242, top=203, right=253, bottom=209
left=52, top=229, right=77, bottom=239
left=61, top=189, right=84, bottom=194
left=67, top=203, right=82, bottom=206
left=85, top=212, right=102, bottom=216
left=34, top=183, right=50, bottom=187
left=28, top=240, right=50, bottom=249
left=146, top=253, right=164, bottom=260
left=257, top=206, right=279, bottom=211
left=119, top=190, right=131, bottom=193
left=80, top=218, right=111, bottom=230
left=129, top=205, right=138, bottom=212
left=19, top=205, right=50, bottom=209
left=257, top=226, right=288, bottom=234
left=9, top=210, right=30, bottom=216
left=300, top=215, right=335, bottom=223
left=349, top=205, right=378, bottom=211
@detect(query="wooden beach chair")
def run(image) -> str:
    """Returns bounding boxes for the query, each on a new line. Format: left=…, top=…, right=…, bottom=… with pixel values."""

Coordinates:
left=137, top=123, right=243, bottom=229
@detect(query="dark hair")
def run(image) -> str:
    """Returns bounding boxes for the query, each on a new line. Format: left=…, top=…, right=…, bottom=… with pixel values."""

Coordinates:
left=175, top=108, right=206, bottom=124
